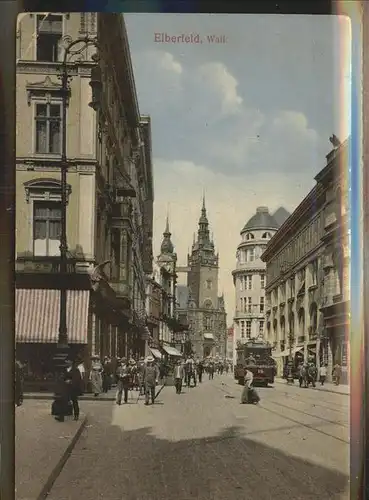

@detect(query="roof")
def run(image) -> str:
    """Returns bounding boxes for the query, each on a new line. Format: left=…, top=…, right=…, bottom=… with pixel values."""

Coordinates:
left=242, top=206, right=279, bottom=232
left=272, top=207, right=290, bottom=227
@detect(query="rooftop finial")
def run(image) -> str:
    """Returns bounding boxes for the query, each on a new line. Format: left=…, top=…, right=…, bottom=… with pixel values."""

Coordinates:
left=202, top=190, right=206, bottom=211
left=165, top=213, right=170, bottom=234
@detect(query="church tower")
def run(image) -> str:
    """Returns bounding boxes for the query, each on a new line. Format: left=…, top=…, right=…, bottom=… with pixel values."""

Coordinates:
left=157, top=216, right=177, bottom=344
left=187, top=196, right=219, bottom=310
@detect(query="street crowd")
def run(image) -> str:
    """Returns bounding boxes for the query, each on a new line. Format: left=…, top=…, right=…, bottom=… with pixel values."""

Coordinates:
left=282, top=358, right=343, bottom=388
left=14, top=354, right=234, bottom=422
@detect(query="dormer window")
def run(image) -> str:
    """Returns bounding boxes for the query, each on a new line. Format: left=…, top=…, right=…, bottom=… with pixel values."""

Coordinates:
left=262, top=232, right=272, bottom=239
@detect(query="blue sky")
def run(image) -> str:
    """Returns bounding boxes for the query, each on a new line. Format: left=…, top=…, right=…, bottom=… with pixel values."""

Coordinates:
left=125, top=14, right=351, bottom=318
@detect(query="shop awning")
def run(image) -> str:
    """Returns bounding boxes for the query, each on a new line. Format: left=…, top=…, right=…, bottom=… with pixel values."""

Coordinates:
left=273, top=345, right=304, bottom=358
left=16, top=289, right=90, bottom=344
left=162, top=345, right=182, bottom=357
left=293, top=345, right=304, bottom=354
left=204, top=333, right=214, bottom=340
left=149, top=347, right=163, bottom=359
left=272, top=351, right=287, bottom=358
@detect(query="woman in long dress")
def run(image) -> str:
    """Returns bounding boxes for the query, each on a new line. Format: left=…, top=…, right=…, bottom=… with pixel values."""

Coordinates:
left=90, top=356, right=103, bottom=396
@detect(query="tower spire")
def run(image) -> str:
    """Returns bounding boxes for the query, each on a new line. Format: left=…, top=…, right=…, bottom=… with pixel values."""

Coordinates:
left=164, top=213, right=170, bottom=235
left=160, top=210, right=174, bottom=255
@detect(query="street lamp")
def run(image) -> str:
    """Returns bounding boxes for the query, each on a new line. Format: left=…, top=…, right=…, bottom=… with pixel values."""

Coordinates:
left=287, top=330, right=294, bottom=384
left=52, top=37, right=100, bottom=413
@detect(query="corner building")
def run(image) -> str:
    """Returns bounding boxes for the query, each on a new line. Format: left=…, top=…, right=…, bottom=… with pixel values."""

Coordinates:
left=232, top=207, right=289, bottom=363
left=15, top=13, right=153, bottom=385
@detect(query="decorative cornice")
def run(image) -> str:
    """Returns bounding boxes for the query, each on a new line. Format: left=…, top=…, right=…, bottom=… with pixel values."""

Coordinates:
left=17, top=61, right=79, bottom=76
left=262, top=185, right=325, bottom=261
left=16, top=157, right=97, bottom=173
left=232, top=267, right=265, bottom=276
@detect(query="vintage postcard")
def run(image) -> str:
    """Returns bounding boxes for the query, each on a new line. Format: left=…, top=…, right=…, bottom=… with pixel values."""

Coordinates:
left=14, top=12, right=350, bottom=500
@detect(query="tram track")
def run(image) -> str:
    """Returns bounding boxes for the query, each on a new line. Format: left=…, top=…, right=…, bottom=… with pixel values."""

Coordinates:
left=225, top=377, right=349, bottom=415
left=264, top=399, right=349, bottom=428
left=215, top=380, right=349, bottom=445
left=271, top=391, right=349, bottom=416
left=273, top=382, right=349, bottom=412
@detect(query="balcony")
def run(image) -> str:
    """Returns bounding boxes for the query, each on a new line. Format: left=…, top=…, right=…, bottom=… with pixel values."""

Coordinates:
left=161, top=313, right=189, bottom=332
left=109, top=280, right=132, bottom=300
left=16, top=256, right=80, bottom=274
left=333, top=293, right=343, bottom=304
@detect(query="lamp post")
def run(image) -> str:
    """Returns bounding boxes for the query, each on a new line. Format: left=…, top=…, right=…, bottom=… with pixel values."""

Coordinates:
left=52, top=36, right=100, bottom=405
left=287, top=330, right=294, bottom=384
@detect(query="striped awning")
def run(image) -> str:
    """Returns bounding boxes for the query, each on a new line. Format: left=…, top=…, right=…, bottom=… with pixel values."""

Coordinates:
left=162, top=345, right=182, bottom=357
left=149, top=347, right=163, bottom=359
left=16, top=289, right=90, bottom=344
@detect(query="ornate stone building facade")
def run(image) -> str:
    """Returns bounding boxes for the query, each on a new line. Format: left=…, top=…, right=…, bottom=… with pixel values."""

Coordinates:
left=176, top=198, right=227, bottom=358
left=316, top=140, right=349, bottom=384
left=261, top=140, right=349, bottom=383
left=15, top=13, right=153, bottom=382
left=232, top=207, right=289, bottom=363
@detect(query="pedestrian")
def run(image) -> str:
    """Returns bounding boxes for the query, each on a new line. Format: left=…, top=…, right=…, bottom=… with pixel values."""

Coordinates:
left=319, top=364, right=327, bottom=385
left=143, top=356, right=159, bottom=405
left=137, top=357, right=146, bottom=395
left=197, top=359, right=204, bottom=383
left=116, top=358, right=131, bottom=405
left=241, top=369, right=259, bottom=404
left=53, top=368, right=72, bottom=422
left=65, top=359, right=83, bottom=420
left=15, top=359, right=24, bottom=407
left=102, top=357, right=112, bottom=392
left=187, top=356, right=196, bottom=387
left=208, top=360, right=215, bottom=380
left=332, top=362, right=342, bottom=385
left=173, top=359, right=184, bottom=394
left=77, top=359, right=86, bottom=393
left=128, top=358, right=139, bottom=390
left=298, top=362, right=305, bottom=388
left=90, top=355, right=103, bottom=397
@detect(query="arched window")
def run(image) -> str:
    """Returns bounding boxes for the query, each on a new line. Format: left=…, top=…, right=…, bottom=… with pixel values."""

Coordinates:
left=262, top=232, right=272, bottom=239
left=245, top=232, right=254, bottom=240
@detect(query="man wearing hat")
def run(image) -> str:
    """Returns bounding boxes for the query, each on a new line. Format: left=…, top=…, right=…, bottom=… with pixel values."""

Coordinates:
left=116, top=358, right=131, bottom=405
left=173, top=359, right=185, bottom=394
left=128, top=358, right=138, bottom=391
left=137, top=357, right=146, bottom=396
left=143, top=356, right=159, bottom=405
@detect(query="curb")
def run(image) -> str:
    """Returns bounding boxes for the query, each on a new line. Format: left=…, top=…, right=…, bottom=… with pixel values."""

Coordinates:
left=24, top=394, right=116, bottom=402
left=274, top=378, right=349, bottom=396
left=36, top=415, right=88, bottom=500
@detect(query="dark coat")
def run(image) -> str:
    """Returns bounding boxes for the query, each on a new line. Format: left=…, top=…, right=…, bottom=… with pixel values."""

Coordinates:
left=65, top=367, right=83, bottom=397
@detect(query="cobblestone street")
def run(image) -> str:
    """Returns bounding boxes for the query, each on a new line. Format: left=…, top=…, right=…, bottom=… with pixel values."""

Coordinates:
left=47, top=375, right=349, bottom=500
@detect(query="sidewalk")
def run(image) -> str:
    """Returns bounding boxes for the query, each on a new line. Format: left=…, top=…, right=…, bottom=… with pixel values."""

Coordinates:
left=275, top=377, right=350, bottom=396
left=16, top=400, right=87, bottom=500
left=23, top=389, right=117, bottom=401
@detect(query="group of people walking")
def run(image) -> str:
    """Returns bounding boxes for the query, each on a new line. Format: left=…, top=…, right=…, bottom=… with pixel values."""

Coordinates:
left=16, top=352, right=234, bottom=420
left=285, top=360, right=343, bottom=388
left=172, top=356, right=232, bottom=394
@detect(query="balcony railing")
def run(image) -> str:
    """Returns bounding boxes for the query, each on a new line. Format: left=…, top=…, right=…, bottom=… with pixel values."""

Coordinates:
left=16, top=256, right=78, bottom=274
left=108, top=280, right=132, bottom=299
